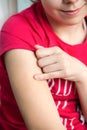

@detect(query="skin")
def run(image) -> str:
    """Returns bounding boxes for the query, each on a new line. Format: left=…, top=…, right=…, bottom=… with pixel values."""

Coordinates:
left=4, top=0, right=87, bottom=130
left=34, top=0, right=87, bottom=122
left=4, top=50, right=66, bottom=130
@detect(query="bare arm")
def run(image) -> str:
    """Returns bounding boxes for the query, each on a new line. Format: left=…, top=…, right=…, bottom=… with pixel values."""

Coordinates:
left=4, top=49, right=65, bottom=130
left=34, top=45, right=87, bottom=122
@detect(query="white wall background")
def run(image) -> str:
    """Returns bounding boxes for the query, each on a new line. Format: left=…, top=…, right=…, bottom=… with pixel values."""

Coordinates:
left=17, top=0, right=32, bottom=12
left=0, top=0, right=32, bottom=29
left=0, top=0, right=17, bottom=28
left=0, top=0, right=8, bottom=28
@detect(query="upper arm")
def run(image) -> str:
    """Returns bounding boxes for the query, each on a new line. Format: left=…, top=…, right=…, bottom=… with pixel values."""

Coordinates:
left=4, top=49, right=65, bottom=130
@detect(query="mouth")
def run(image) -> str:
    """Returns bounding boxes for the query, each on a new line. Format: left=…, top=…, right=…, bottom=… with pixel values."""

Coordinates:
left=60, top=4, right=86, bottom=16
left=61, top=8, right=81, bottom=16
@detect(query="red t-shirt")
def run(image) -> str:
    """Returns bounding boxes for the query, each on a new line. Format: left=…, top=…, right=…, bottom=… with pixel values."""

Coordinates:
left=0, top=2, right=87, bottom=130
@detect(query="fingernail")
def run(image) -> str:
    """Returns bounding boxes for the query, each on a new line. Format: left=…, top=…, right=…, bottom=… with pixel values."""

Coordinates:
left=33, top=75, right=42, bottom=80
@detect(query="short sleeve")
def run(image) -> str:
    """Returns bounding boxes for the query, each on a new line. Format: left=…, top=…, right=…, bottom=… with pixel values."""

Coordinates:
left=0, top=14, right=36, bottom=56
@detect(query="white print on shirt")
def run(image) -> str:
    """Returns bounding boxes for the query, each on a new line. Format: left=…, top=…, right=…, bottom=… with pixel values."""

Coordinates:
left=70, top=117, right=76, bottom=130
left=56, top=79, right=73, bottom=96
left=47, top=78, right=85, bottom=129
left=47, top=79, right=74, bottom=110
left=56, top=100, right=68, bottom=109
left=62, top=100, right=68, bottom=109
left=56, top=100, right=61, bottom=109
left=61, top=117, right=76, bottom=130
left=60, top=117, right=68, bottom=128
left=48, top=79, right=55, bottom=91
left=63, top=118, right=67, bottom=128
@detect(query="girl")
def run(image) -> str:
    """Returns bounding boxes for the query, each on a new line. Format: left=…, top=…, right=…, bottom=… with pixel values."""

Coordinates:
left=0, top=0, right=87, bottom=130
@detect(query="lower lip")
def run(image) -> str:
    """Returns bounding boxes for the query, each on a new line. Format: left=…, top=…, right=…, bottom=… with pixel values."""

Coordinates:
left=61, top=8, right=82, bottom=16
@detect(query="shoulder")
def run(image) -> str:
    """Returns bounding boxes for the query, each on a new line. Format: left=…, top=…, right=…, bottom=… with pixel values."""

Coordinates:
left=0, top=8, right=36, bottom=56
left=2, top=14, right=28, bottom=35
left=1, top=6, right=34, bottom=37
left=1, top=2, right=46, bottom=43
left=0, top=2, right=49, bottom=56
left=1, top=2, right=43, bottom=34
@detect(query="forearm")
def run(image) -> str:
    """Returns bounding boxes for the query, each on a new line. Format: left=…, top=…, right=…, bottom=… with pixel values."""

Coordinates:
left=75, top=67, right=87, bottom=122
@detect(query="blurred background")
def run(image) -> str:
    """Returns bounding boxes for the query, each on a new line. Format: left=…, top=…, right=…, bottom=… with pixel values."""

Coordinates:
left=0, top=0, right=32, bottom=28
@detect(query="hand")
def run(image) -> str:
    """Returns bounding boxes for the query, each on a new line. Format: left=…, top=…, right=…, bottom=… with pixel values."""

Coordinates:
left=34, top=45, right=87, bottom=82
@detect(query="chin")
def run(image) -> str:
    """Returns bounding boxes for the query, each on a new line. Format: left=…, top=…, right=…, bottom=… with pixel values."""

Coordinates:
left=61, top=18, right=83, bottom=26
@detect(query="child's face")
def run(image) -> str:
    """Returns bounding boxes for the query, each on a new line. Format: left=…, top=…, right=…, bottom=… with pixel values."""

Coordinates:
left=41, top=0, right=87, bottom=25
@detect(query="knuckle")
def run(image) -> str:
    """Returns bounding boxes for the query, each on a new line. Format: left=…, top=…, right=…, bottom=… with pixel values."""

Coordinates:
left=35, top=50, right=39, bottom=57
left=43, top=66, right=49, bottom=73
left=48, top=72, right=56, bottom=78
left=36, top=50, right=41, bottom=58
left=63, top=69, right=69, bottom=77
left=38, top=60, right=43, bottom=67
left=43, top=67, right=46, bottom=73
left=54, top=46, right=62, bottom=53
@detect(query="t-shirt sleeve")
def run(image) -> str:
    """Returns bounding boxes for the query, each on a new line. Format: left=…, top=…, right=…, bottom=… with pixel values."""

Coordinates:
left=0, top=14, right=36, bottom=56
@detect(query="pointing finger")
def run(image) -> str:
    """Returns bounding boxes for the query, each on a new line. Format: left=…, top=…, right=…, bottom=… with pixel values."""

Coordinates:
left=33, top=71, right=63, bottom=80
